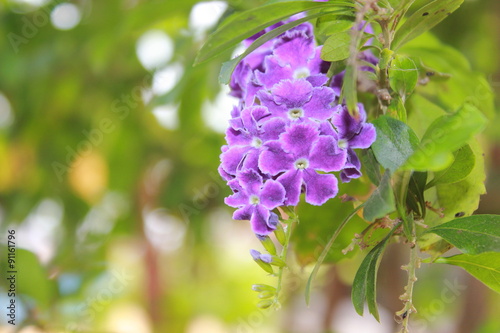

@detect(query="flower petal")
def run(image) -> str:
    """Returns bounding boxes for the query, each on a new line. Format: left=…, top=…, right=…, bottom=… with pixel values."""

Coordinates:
left=309, top=136, right=347, bottom=172
left=277, top=169, right=303, bottom=206
left=233, top=205, right=253, bottom=220
left=271, top=79, right=313, bottom=108
left=259, top=141, right=294, bottom=175
left=302, top=86, right=336, bottom=121
left=302, top=170, right=338, bottom=205
left=237, top=169, right=263, bottom=195
left=280, top=121, right=319, bottom=157
left=250, top=205, right=275, bottom=235
left=260, top=180, right=286, bottom=209
left=349, top=123, right=376, bottom=149
left=340, top=148, right=362, bottom=183
left=220, top=145, right=251, bottom=175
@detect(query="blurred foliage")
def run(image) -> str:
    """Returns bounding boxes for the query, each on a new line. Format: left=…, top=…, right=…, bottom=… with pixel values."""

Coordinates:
left=0, top=0, right=499, bottom=332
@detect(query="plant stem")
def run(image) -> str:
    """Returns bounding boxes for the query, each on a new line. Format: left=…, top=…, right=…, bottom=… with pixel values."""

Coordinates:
left=397, top=229, right=420, bottom=332
left=273, top=210, right=298, bottom=309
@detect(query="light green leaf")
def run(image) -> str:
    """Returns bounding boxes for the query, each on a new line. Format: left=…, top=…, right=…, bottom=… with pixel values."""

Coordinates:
left=321, top=31, right=351, bottom=61
left=401, top=33, right=495, bottom=119
left=363, top=171, right=396, bottom=222
left=427, top=215, right=500, bottom=254
left=389, top=55, right=418, bottom=99
left=195, top=1, right=353, bottom=64
left=433, top=253, right=500, bottom=294
left=316, top=14, right=354, bottom=36
left=352, top=223, right=400, bottom=320
left=404, top=104, right=487, bottom=171
left=418, top=139, right=486, bottom=257
left=392, top=0, right=464, bottom=51
left=371, top=115, right=420, bottom=172
left=426, top=144, right=475, bottom=188
left=343, top=64, right=358, bottom=116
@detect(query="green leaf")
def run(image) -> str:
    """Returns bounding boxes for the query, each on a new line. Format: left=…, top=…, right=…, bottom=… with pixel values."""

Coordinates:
left=406, top=171, right=427, bottom=218
left=305, top=203, right=364, bottom=305
left=389, top=55, right=418, bottom=100
left=404, top=104, right=487, bottom=171
left=363, top=171, right=396, bottom=222
left=387, top=95, right=407, bottom=123
left=15, top=249, right=56, bottom=309
left=371, top=115, right=420, bottom=172
left=352, top=223, right=401, bottom=320
left=360, top=148, right=382, bottom=186
left=195, top=1, right=353, bottom=64
left=342, top=64, right=358, bottom=116
left=427, top=215, right=500, bottom=254
left=426, top=144, right=475, bottom=188
left=418, top=139, right=486, bottom=257
left=218, top=10, right=351, bottom=84
left=433, top=253, right=500, bottom=294
left=392, top=0, right=464, bottom=51
left=316, top=14, right=354, bottom=36
left=321, top=31, right=351, bottom=61
left=401, top=33, right=495, bottom=119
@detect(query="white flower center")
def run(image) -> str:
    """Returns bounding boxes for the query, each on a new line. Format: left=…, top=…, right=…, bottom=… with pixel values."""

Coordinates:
left=251, top=137, right=263, bottom=148
left=249, top=195, right=260, bottom=205
left=294, top=158, right=309, bottom=170
left=293, top=67, right=310, bottom=79
left=338, top=139, right=348, bottom=149
left=288, top=108, right=304, bottom=120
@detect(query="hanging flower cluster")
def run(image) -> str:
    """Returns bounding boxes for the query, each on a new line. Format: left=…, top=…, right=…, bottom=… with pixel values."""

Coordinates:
left=219, top=21, right=376, bottom=235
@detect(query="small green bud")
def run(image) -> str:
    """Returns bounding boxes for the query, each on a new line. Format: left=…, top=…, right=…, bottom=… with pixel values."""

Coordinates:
left=268, top=255, right=287, bottom=267
left=258, top=291, right=276, bottom=299
left=257, top=300, right=274, bottom=309
left=252, top=284, right=276, bottom=292
left=274, top=223, right=286, bottom=246
left=257, top=235, right=277, bottom=255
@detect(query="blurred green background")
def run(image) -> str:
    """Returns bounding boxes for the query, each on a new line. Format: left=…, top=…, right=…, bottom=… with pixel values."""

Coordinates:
left=0, top=0, right=499, bottom=332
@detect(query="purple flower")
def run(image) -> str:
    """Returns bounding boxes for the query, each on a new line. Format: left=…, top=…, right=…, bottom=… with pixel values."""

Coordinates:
left=225, top=169, right=286, bottom=235
left=255, top=27, right=328, bottom=90
left=331, top=104, right=376, bottom=182
left=259, top=122, right=346, bottom=206
left=259, top=78, right=337, bottom=122
left=220, top=106, right=286, bottom=176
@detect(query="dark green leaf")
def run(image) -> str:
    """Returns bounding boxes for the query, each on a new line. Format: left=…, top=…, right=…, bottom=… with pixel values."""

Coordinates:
left=426, top=144, right=475, bottom=188
left=406, top=171, right=427, bottom=218
left=305, top=204, right=364, bottom=305
left=363, top=171, right=396, bottom=222
left=371, top=115, right=420, bottom=172
left=433, top=253, right=500, bottom=294
left=389, top=55, right=418, bottom=99
left=321, top=31, right=351, bottom=61
left=360, top=148, right=382, bottom=186
left=404, top=104, right=486, bottom=171
left=196, top=1, right=353, bottom=64
left=427, top=215, right=500, bottom=254
left=352, top=223, right=400, bottom=320
left=392, top=0, right=464, bottom=51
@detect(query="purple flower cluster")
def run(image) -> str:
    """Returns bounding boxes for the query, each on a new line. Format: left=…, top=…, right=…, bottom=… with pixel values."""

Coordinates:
left=219, top=21, right=376, bottom=235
